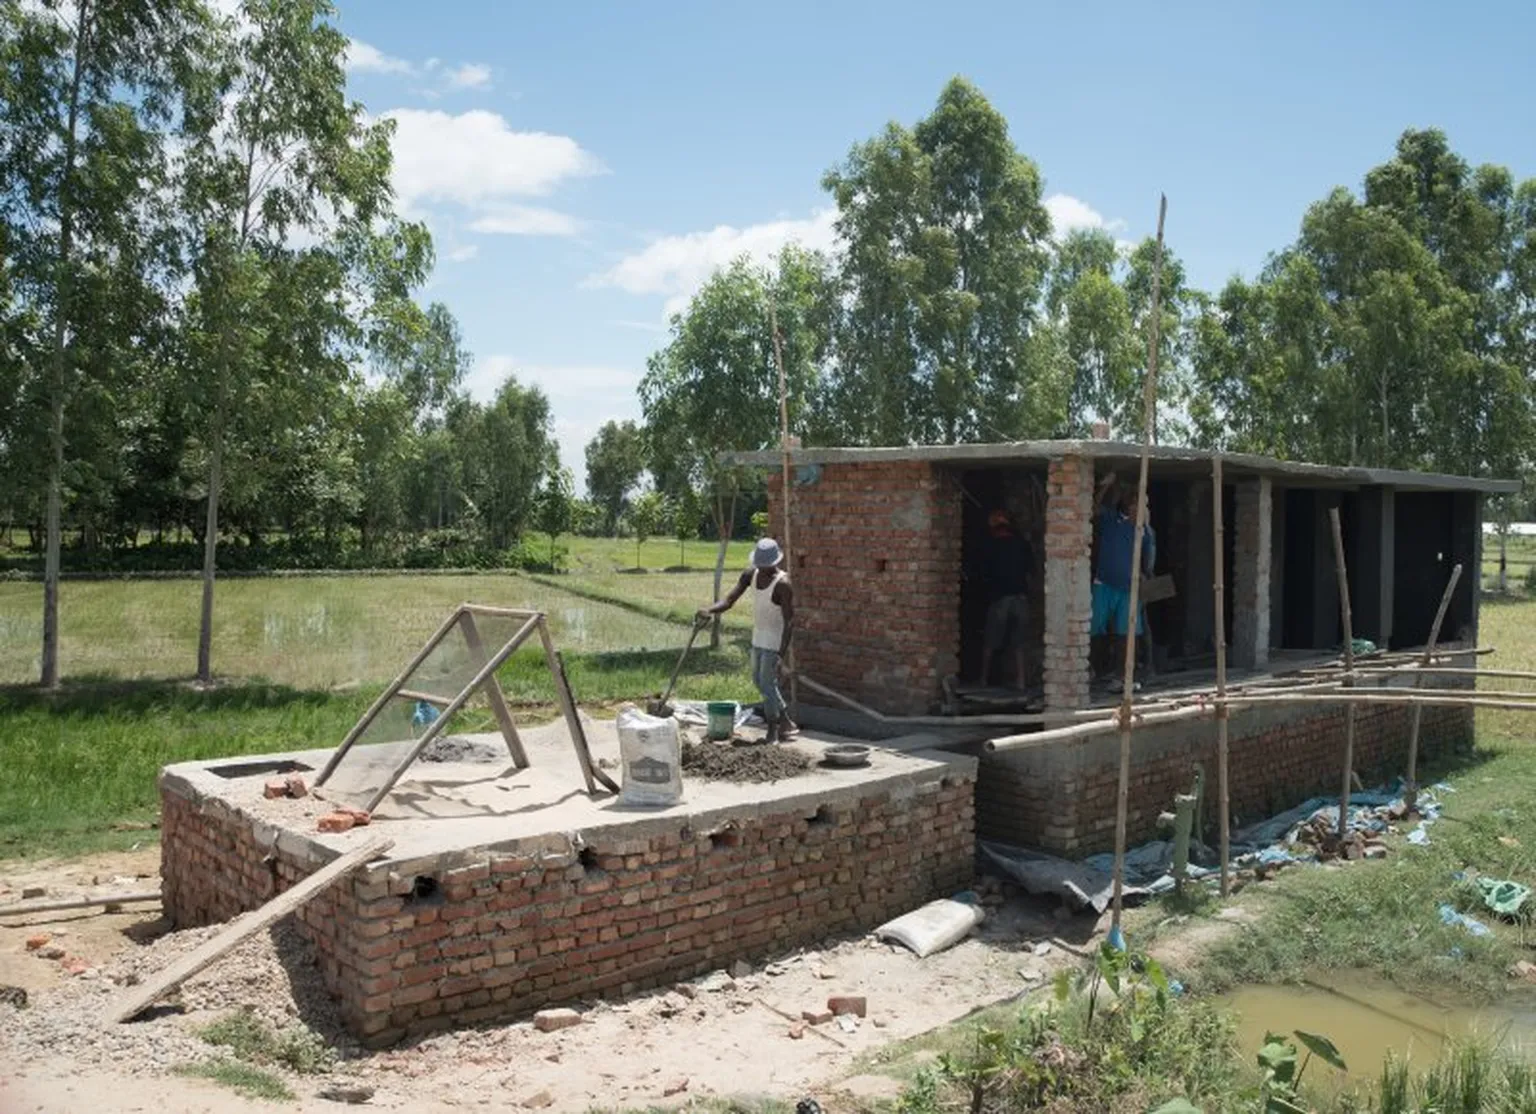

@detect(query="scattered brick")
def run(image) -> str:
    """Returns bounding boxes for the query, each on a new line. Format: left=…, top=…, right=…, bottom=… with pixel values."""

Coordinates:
left=316, top=812, right=356, bottom=833
left=24, top=934, right=50, bottom=951
left=788, top=1023, right=806, bottom=1040
left=663, top=1079, right=689, bottom=1097
left=61, top=957, right=90, bottom=976
left=263, top=779, right=288, bottom=800
left=828, top=995, right=867, bottom=1018
left=284, top=775, right=309, bottom=799
left=341, top=808, right=372, bottom=827
left=533, top=1008, right=582, bottom=1033
left=521, top=1090, right=554, bottom=1109
left=801, top=1008, right=833, bottom=1025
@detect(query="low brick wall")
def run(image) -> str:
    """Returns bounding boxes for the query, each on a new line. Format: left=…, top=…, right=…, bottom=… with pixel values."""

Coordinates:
left=974, top=703, right=1474, bottom=855
left=161, top=765, right=976, bottom=1046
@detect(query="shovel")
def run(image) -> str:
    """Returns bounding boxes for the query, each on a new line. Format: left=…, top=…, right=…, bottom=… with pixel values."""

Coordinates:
left=647, top=614, right=710, bottom=717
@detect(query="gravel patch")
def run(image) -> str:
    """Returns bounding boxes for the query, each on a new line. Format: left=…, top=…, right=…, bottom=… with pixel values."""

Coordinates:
left=680, top=740, right=812, bottom=783
left=0, top=917, right=362, bottom=1077
left=420, top=735, right=504, bottom=764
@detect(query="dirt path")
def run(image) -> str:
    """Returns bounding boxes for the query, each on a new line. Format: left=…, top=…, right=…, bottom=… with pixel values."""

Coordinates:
left=1, top=851, right=1100, bottom=1114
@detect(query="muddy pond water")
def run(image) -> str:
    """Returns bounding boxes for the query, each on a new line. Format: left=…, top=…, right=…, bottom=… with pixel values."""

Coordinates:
left=1219, top=973, right=1536, bottom=1085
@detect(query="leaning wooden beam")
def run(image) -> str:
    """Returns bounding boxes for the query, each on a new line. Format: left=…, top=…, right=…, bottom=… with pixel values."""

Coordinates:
left=0, top=891, right=160, bottom=918
left=1212, top=454, right=1231, bottom=897
left=535, top=617, right=618, bottom=795
left=107, top=836, right=393, bottom=1023
left=1327, top=507, right=1357, bottom=840
left=316, top=605, right=467, bottom=787
left=1111, top=193, right=1168, bottom=934
left=360, top=615, right=542, bottom=814
left=1406, top=564, right=1464, bottom=812
left=459, top=610, right=530, bottom=769
left=796, top=673, right=1188, bottom=726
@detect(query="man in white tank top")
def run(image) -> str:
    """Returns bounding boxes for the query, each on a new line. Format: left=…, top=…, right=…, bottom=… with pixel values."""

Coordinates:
left=700, top=538, right=797, bottom=742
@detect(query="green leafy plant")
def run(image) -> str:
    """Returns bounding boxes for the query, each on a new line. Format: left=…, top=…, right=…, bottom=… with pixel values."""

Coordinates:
left=1255, top=1030, right=1346, bottom=1113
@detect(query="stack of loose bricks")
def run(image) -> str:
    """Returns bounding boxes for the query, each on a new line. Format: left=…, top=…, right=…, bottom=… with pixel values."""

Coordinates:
left=160, top=769, right=975, bottom=1046
left=767, top=461, right=961, bottom=715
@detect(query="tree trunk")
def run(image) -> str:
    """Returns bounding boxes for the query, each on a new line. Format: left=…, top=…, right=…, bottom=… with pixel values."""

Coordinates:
left=197, top=413, right=224, bottom=683
left=40, top=0, right=92, bottom=689
left=1499, top=526, right=1508, bottom=594
left=709, top=487, right=736, bottom=651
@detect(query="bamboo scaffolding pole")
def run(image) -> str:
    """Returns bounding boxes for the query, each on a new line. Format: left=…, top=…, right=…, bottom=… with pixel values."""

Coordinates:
left=769, top=304, right=798, bottom=715
left=1298, top=646, right=1494, bottom=673
left=1327, top=507, right=1357, bottom=839
left=1344, top=666, right=1526, bottom=681
left=1212, top=455, right=1231, bottom=897
left=1110, top=194, right=1167, bottom=934
left=985, top=687, right=1536, bottom=755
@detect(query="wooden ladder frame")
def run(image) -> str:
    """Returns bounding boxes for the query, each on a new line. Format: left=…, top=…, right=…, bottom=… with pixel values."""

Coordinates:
left=313, top=604, right=617, bottom=812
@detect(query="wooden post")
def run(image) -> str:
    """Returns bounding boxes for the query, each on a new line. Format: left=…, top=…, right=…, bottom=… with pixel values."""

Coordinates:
left=1111, top=194, right=1167, bottom=933
left=1328, top=507, right=1356, bottom=840
left=1406, top=563, right=1464, bottom=812
left=769, top=303, right=798, bottom=713
left=1212, top=455, right=1230, bottom=897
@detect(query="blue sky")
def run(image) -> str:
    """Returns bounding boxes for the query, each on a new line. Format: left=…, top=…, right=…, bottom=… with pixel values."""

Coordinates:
left=336, top=0, right=1535, bottom=489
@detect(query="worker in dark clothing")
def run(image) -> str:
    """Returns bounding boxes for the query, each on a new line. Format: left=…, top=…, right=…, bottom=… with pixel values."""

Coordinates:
left=974, top=509, right=1034, bottom=689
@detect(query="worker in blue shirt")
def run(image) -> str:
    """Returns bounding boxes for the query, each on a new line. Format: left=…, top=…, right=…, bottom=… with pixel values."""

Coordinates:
left=1092, top=473, right=1156, bottom=690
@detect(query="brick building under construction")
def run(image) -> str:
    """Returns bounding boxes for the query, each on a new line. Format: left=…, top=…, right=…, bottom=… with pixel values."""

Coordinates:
left=733, top=439, right=1517, bottom=856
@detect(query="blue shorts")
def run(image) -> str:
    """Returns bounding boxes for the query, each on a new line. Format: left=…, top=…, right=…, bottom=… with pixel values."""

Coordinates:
left=1091, top=582, right=1145, bottom=637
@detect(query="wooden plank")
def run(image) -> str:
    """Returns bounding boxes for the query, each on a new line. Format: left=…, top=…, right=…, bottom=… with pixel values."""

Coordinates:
left=107, top=836, right=392, bottom=1024
left=395, top=688, right=453, bottom=706
left=535, top=618, right=618, bottom=794
left=0, top=890, right=160, bottom=918
left=458, top=611, right=530, bottom=769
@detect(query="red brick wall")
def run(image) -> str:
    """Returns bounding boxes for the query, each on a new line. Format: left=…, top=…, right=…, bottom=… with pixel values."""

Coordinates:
left=767, top=461, right=961, bottom=715
left=162, top=769, right=976, bottom=1046
left=974, top=704, right=1473, bottom=855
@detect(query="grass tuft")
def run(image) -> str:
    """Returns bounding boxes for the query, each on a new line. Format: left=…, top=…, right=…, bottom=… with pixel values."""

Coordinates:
left=198, top=1008, right=334, bottom=1075
left=174, top=1058, right=294, bottom=1101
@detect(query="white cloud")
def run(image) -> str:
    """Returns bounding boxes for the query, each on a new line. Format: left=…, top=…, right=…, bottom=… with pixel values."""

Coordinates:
left=467, top=357, right=643, bottom=487
left=346, top=39, right=414, bottom=76
left=447, top=62, right=493, bottom=90
left=591, top=209, right=838, bottom=317
left=1043, top=193, right=1131, bottom=248
left=445, top=244, right=479, bottom=263
left=385, top=108, right=600, bottom=212
left=468, top=205, right=585, bottom=237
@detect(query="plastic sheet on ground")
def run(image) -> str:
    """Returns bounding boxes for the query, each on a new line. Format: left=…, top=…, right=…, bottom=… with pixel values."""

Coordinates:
left=978, top=841, right=1151, bottom=914
left=1439, top=903, right=1492, bottom=937
left=1476, top=877, right=1531, bottom=918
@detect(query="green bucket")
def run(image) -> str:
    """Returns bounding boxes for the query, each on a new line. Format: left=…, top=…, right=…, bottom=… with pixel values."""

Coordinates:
left=706, top=701, right=737, bottom=741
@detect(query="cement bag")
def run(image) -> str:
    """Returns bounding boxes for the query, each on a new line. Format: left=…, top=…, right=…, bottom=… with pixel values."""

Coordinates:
left=616, top=705, right=683, bottom=807
left=875, top=899, right=984, bottom=958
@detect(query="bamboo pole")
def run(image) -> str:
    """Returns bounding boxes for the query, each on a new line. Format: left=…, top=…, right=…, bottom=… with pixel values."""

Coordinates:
left=1407, top=564, right=1464, bottom=812
left=1212, top=455, right=1230, bottom=896
left=1110, top=194, right=1167, bottom=934
left=769, top=303, right=798, bottom=715
left=1328, top=507, right=1356, bottom=840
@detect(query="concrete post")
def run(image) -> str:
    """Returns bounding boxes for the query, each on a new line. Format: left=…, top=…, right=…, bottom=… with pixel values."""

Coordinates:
left=1043, top=456, right=1093, bottom=710
left=1232, top=478, right=1272, bottom=670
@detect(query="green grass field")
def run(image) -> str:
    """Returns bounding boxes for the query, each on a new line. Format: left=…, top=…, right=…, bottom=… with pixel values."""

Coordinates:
left=0, top=543, right=770, bottom=855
